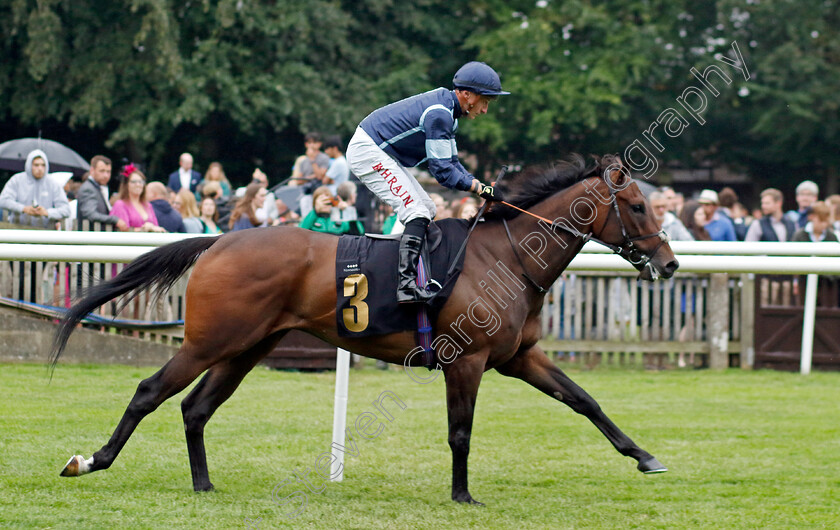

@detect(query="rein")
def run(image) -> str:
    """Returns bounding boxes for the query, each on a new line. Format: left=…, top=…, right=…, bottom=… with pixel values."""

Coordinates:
left=446, top=166, right=509, bottom=277
left=499, top=175, right=669, bottom=291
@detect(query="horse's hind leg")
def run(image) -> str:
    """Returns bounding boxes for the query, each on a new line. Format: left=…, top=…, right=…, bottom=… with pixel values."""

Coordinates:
left=496, top=345, right=667, bottom=474
left=60, top=345, right=215, bottom=478
left=180, top=332, right=286, bottom=492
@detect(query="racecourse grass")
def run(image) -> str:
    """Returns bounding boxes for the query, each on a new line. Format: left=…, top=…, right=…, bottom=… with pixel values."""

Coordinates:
left=1, top=363, right=839, bottom=529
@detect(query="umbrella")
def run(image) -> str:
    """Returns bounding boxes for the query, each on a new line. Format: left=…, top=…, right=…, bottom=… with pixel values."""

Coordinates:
left=48, top=172, right=74, bottom=188
left=0, top=137, right=90, bottom=177
left=273, top=185, right=304, bottom=209
left=634, top=179, right=659, bottom=197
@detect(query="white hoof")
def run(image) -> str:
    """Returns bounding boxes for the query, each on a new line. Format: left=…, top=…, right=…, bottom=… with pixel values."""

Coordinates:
left=60, top=455, right=93, bottom=477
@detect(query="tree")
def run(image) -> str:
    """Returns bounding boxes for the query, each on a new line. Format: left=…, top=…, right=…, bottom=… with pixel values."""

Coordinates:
left=710, top=0, right=840, bottom=194
left=456, top=0, right=689, bottom=170
left=0, top=0, right=471, bottom=183
left=2, top=0, right=835, bottom=199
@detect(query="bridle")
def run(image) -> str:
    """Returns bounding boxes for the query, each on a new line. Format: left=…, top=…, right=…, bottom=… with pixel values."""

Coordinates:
left=590, top=176, right=670, bottom=274
left=500, top=172, right=670, bottom=291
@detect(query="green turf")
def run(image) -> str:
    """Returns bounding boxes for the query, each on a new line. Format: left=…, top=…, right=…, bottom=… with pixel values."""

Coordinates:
left=1, top=363, right=838, bottom=529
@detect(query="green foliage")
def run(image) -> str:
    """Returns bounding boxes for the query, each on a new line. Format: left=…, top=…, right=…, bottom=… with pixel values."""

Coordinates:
left=0, top=0, right=470, bottom=180
left=462, top=0, right=686, bottom=163
left=717, top=0, right=840, bottom=172
left=0, top=0, right=837, bottom=192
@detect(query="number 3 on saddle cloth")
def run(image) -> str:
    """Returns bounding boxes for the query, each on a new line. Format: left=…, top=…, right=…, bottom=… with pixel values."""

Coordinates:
left=335, top=218, right=470, bottom=367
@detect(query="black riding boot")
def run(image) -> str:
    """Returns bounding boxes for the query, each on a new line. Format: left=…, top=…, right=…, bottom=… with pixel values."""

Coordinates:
left=397, top=220, right=434, bottom=304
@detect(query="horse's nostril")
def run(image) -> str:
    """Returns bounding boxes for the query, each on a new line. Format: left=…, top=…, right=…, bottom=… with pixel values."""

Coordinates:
left=664, top=260, right=679, bottom=276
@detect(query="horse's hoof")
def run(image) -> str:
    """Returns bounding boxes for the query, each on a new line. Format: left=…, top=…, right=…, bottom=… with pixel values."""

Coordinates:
left=453, top=493, right=484, bottom=506
left=637, top=456, right=668, bottom=474
left=194, top=482, right=215, bottom=492
left=60, top=455, right=92, bottom=477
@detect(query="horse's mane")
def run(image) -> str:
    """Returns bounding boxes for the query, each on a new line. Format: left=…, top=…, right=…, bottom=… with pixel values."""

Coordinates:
left=483, top=154, right=618, bottom=221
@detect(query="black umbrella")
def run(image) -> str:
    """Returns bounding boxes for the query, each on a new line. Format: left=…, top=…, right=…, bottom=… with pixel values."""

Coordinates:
left=0, top=137, right=90, bottom=177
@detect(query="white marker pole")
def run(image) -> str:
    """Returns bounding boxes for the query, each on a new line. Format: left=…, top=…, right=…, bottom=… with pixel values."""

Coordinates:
left=800, top=274, right=819, bottom=375
left=330, top=348, right=351, bottom=481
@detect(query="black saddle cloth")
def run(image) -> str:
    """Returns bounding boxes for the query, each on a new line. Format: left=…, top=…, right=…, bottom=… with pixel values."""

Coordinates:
left=335, top=218, right=470, bottom=338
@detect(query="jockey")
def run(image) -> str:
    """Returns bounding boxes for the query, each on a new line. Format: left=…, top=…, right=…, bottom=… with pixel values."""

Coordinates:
left=347, top=61, right=510, bottom=304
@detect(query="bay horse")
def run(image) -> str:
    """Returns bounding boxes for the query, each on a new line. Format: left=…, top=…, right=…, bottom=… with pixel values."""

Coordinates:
left=54, top=155, right=678, bottom=505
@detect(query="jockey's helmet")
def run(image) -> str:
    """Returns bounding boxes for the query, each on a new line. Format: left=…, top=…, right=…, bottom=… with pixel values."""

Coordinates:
left=452, top=62, right=510, bottom=96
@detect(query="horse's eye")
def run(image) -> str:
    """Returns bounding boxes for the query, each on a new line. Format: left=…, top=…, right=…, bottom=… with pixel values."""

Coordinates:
left=631, top=204, right=645, bottom=214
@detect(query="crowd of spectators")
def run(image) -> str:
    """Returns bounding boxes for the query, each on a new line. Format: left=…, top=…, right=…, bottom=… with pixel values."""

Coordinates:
left=3, top=145, right=840, bottom=247
left=0, top=139, right=358, bottom=236
left=649, top=181, right=839, bottom=244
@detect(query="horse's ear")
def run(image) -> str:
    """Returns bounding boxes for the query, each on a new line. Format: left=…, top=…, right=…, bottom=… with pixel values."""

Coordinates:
left=603, top=155, right=631, bottom=192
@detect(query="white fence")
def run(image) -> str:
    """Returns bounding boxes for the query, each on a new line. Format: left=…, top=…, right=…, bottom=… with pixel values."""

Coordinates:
left=536, top=271, right=748, bottom=368
left=1, top=229, right=839, bottom=372
left=0, top=228, right=202, bottom=345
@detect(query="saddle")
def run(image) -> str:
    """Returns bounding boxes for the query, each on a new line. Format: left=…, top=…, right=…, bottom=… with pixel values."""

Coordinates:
left=334, top=218, right=469, bottom=339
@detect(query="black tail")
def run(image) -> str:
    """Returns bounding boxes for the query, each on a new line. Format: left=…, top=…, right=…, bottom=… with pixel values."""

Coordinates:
left=49, top=236, right=219, bottom=372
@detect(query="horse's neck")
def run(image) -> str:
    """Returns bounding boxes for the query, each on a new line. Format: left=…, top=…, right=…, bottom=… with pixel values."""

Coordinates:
left=502, top=180, right=597, bottom=289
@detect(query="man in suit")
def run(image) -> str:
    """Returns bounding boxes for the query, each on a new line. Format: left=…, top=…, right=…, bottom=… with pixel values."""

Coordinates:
left=76, top=155, right=128, bottom=231
left=167, top=152, right=201, bottom=193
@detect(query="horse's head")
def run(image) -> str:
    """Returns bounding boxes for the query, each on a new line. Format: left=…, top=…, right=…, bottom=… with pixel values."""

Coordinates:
left=590, top=156, right=679, bottom=281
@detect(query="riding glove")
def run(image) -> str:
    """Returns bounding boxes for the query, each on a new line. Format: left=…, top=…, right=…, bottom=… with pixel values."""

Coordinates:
left=476, top=183, right=504, bottom=202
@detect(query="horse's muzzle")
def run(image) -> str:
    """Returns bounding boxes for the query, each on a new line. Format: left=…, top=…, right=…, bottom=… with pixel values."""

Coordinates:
left=661, top=258, right=679, bottom=278
left=637, top=258, right=679, bottom=281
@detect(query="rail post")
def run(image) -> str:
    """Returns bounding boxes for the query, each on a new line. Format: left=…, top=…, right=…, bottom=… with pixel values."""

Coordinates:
left=708, top=273, right=730, bottom=369
left=740, top=273, right=755, bottom=369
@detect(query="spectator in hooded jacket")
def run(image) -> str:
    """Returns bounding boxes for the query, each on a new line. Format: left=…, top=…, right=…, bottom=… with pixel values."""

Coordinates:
left=0, top=149, right=70, bottom=228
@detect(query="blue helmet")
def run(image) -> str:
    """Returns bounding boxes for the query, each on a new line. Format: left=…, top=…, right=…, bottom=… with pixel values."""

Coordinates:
left=452, top=61, right=510, bottom=96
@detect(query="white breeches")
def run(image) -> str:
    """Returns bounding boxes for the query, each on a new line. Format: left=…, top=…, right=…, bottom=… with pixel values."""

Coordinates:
left=346, top=127, right=436, bottom=225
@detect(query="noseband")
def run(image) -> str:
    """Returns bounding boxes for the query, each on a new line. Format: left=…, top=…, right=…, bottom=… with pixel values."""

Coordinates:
left=500, top=175, right=669, bottom=290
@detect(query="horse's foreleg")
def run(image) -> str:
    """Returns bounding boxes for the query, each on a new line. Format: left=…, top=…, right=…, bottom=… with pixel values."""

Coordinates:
left=60, top=348, right=213, bottom=478
left=496, top=345, right=666, bottom=474
left=444, top=354, right=487, bottom=505
left=180, top=332, right=286, bottom=492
